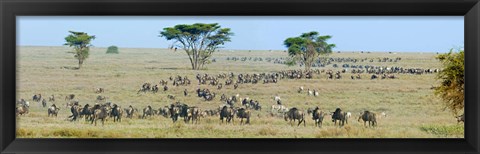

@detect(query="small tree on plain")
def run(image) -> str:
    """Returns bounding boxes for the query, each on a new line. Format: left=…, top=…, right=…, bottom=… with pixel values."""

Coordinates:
left=284, top=31, right=335, bottom=71
left=106, top=46, right=119, bottom=54
left=64, top=31, right=96, bottom=69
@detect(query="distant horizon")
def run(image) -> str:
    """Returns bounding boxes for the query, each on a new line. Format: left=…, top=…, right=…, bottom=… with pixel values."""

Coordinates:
left=17, top=16, right=464, bottom=53
left=18, top=45, right=448, bottom=53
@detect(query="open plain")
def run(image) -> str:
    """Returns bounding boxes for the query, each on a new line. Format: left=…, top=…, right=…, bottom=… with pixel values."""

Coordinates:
left=16, top=46, right=464, bottom=138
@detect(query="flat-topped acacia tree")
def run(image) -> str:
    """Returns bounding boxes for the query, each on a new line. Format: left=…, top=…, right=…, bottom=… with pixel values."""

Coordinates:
left=160, top=23, right=233, bottom=70
left=64, top=31, right=96, bottom=69
left=284, top=31, right=335, bottom=71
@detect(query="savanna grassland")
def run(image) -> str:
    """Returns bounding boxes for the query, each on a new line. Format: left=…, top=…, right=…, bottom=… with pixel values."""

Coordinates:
left=16, top=46, right=464, bottom=138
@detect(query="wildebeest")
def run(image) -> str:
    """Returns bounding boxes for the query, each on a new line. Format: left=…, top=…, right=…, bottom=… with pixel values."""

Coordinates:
left=96, top=95, right=107, bottom=102
left=48, top=94, right=55, bottom=102
left=111, top=104, right=123, bottom=122
left=358, top=111, right=377, bottom=127
left=284, top=108, right=306, bottom=127
left=186, top=107, right=200, bottom=124
left=32, top=94, right=42, bottom=102
left=456, top=114, right=464, bottom=123
left=184, top=89, right=188, bottom=96
left=236, top=108, right=251, bottom=125
left=48, top=104, right=60, bottom=117
left=80, top=104, right=93, bottom=121
left=331, top=108, right=348, bottom=126
left=142, top=106, right=154, bottom=119
left=95, top=88, right=104, bottom=93
left=169, top=104, right=181, bottom=122
left=167, top=94, right=176, bottom=100
left=41, top=99, right=47, bottom=108
left=312, top=107, right=326, bottom=127
left=151, top=85, right=159, bottom=93
left=220, top=106, right=235, bottom=124
left=16, top=104, right=29, bottom=116
left=125, top=105, right=136, bottom=119
left=91, top=104, right=108, bottom=126
left=65, top=94, right=75, bottom=101
left=68, top=103, right=81, bottom=121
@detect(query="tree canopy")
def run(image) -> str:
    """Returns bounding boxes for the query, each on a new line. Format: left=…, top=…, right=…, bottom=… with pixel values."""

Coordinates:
left=64, top=31, right=96, bottom=69
left=284, top=31, right=335, bottom=71
left=434, top=50, right=464, bottom=115
left=159, top=23, right=233, bottom=70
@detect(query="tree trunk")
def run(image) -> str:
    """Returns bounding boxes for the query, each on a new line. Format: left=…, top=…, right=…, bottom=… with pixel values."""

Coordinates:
left=78, top=59, right=83, bottom=69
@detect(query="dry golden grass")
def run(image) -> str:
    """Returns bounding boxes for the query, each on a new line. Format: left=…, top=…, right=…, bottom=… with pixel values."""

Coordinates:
left=16, top=46, right=463, bottom=138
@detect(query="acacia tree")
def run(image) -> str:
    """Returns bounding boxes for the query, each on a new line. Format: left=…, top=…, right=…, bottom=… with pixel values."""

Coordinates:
left=160, top=23, right=233, bottom=70
left=284, top=31, right=335, bottom=71
left=64, top=31, right=96, bottom=69
left=435, top=50, right=464, bottom=115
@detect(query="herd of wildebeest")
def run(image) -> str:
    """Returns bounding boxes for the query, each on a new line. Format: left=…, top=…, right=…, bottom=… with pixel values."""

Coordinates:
left=17, top=54, right=466, bottom=129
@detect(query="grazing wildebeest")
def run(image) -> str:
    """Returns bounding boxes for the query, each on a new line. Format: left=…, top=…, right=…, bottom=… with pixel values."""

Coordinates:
left=96, top=95, right=107, bottom=102
left=91, top=105, right=108, bottom=126
left=332, top=108, right=348, bottom=126
left=184, top=89, right=188, bottom=96
left=111, top=104, right=123, bottom=122
left=236, top=108, right=251, bottom=124
left=68, top=103, right=81, bottom=121
left=358, top=111, right=377, bottom=127
left=48, top=104, right=60, bottom=117
left=168, top=94, right=176, bottom=100
left=142, top=106, right=154, bottom=119
left=125, top=105, right=135, bottom=119
left=456, top=114, right=464, bottom=123
left=16, top=104, right=29, bottom=116
left=95, top=88, right=104, bottom=93
left=186, top=107, right=200, bottom=124
left=371, top=74, right=378, bottom=80
left=151, top=85, right=159, bottom=93
left=33, top=94, right=42, bottom=102
left=41, top=99, right=47, bottom=108
left=159, top=106, right=170, bottom=118
left=284, top=108, right=306, bottom=127
left=65, top=94, right=75, bottom=101
left=312, top=107, right=326, bottom=127
left=169, top=104, right=181, bottom=122
left=48, top=94, right=55, bottom=102
left=80, top=104, right=93, bottom=121
left=220, top=106, right=235, bottom=124
left=163, top=85, right=168, bottom=91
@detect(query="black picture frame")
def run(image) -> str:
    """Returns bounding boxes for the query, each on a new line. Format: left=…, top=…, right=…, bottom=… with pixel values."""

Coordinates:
left=1, top=0, right=479, bottom=153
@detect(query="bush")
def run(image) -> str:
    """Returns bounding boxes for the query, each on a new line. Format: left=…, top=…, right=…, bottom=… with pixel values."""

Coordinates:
left=420, top=125, right=464, bottom=137
left=106, top=46, right=119, bottom=54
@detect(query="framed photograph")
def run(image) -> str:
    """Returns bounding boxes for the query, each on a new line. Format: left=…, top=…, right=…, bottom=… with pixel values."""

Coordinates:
left=1, top=0, right=479, bottom=153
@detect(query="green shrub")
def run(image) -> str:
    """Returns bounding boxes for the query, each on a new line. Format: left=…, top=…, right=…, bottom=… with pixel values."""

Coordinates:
left=420, top=125, right=464, bottom=137
left=106, top=45, right=119, bottom=54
